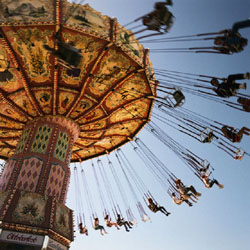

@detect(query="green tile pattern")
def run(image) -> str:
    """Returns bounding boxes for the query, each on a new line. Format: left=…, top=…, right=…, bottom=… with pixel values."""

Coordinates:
left=31, top=126, right=52, bottom=154
left=53, top=132, right=69, bottom=161
left=16, top=128, right=30, bottom=154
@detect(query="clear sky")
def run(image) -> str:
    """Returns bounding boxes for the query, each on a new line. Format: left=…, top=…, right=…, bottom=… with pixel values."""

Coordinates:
left=66, top=1, right=250, bottom=250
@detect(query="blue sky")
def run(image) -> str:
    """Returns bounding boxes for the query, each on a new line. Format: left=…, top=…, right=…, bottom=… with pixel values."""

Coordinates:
left=66, top=1, right=250, bottom=250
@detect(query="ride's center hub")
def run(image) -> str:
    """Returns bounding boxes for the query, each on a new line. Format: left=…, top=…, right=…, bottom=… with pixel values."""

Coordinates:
left=0, top=116, right=79, bottom=249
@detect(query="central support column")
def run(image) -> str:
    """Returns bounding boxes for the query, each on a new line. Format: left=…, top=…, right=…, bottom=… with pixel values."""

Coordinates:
left=0, top=116, right=79, bottom=203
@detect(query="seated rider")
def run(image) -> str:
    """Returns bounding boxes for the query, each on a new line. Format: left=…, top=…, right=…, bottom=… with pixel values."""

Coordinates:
left=199, top=167, right=224, bottom=189
left=147, top=197, right=170, bottom=216
left=201, top=131, right=217, bottom=143
left=79, top=222, right=88, bottom=236
left=214, top=18, right=250, bottom=53
left=171, top=192, right=193, bottom=207
left=142, top=0, right=174, bottom=32
left=214, top=30, right=248, bottom=53
left=175, top=179, right=201, bottom=197
left=104, top=215, right=120, bottom=230
left=93, top=218, right=108, bottom=236
left=221, top=125, right=250, bottom=143
left=142, top=13, right=162, bottom=31
left=234, top=148, right=245, bottom=160
left=116, top=214, right=133, bottom=232
left=210, top=73, right=248, bottom=98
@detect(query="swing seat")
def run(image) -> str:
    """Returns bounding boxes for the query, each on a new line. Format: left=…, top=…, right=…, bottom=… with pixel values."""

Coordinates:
left=200, top=128, right=214, bottom=143
left=200, top=159, right=210, bottom=170
left=142, top=214, right=150, bottom=222
left=80, top=227, right=88, bottom=234
left=172, top=89, right=185, bottom=107
left=162, top=89, right=185, bottom=108
left=57, top=42, right=82, bottom=68
left=44, top=42, right=82, bottom=68
left=143, top=15, right=161, bottom=31
left=129, top=219, right=137, bottom=226
left=234, top=148, right=245, bottom=160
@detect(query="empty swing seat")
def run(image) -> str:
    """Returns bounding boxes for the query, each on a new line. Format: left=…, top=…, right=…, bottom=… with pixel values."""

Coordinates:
left=172, top=90, right=185, bottom=107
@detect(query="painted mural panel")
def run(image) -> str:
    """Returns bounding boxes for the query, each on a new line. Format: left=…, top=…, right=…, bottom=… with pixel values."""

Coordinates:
left=79, top=131, right=104, bottom=139
left=54, top=201, right=71, bottom=238
left=69, top=97, right=95, bottom=119
left=86, top=47, right=137, bottom=98
left=104, top=120, right=144, bottom=136
left=58, top=90, right=77, bottom=115
left=34, top=88, right=52, bottom=114
left=78, top=108, right=106, bottom=125
left=94, top=135, right=126, bottom=149
left=0, top=0, right=55, bottom=23
left=12, top=191, right=47, bottom=226
left=104, top=73, right=151, bottom=110
left=63, top=3, right=110, bottom=36
left=109, top=98, right=151, bottom=123
left=7, top=27, right=53, bottom=82
left=0, top=44, right=19, bottom=93
left=77, top=145, right=104, bottom=159
left=9, top=91, right=38, bottom=117
left=115, top=22, right=144, bottom=62
left=0, top=100, right=27, bottom=122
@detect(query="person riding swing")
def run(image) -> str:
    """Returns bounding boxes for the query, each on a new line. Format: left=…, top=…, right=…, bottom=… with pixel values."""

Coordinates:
left=147, top=197, right=171, bottom=216
left=116, top=214, right=133, bottom=232
left=221, top=125, right=250, bottom=143
left=79, top=222, right=88, bottom=236
left=142, top=0, right=174, bottom=32
left=210, top=73, right=248, bottom=98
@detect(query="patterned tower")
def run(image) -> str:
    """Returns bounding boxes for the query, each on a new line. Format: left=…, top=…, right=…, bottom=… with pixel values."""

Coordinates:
left=0, top=116, right=79, bottom=249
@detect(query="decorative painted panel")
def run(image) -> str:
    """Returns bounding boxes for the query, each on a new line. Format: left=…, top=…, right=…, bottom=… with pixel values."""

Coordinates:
left=45, top=164, right=65, bottom=199
left=63, top=3, right=110, bottom=36
left=54, top=201, right=71, bottom=238
left=15, top=157, right=44, bottom=192
left=34, top=89, right=52, bottom=114
left=0, top=0, right=55, bottom=23
left=9, top=91, right=38, bottom=117
left=53, top=132, right=69, bottom=162
left=0, top=100, right=27, bottom=122
left=16, top=128, right=30, bottom=154
left=12, top=191, right=47, bottom=226
left=6, top=27, right=53, bottom=82
left=31, top=125, right=52, bottom=154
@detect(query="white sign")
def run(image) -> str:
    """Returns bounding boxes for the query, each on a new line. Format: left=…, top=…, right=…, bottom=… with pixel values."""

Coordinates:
left=47, top=238, right=68, bottom=250
left=0, top=230, right=44, bottom=246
